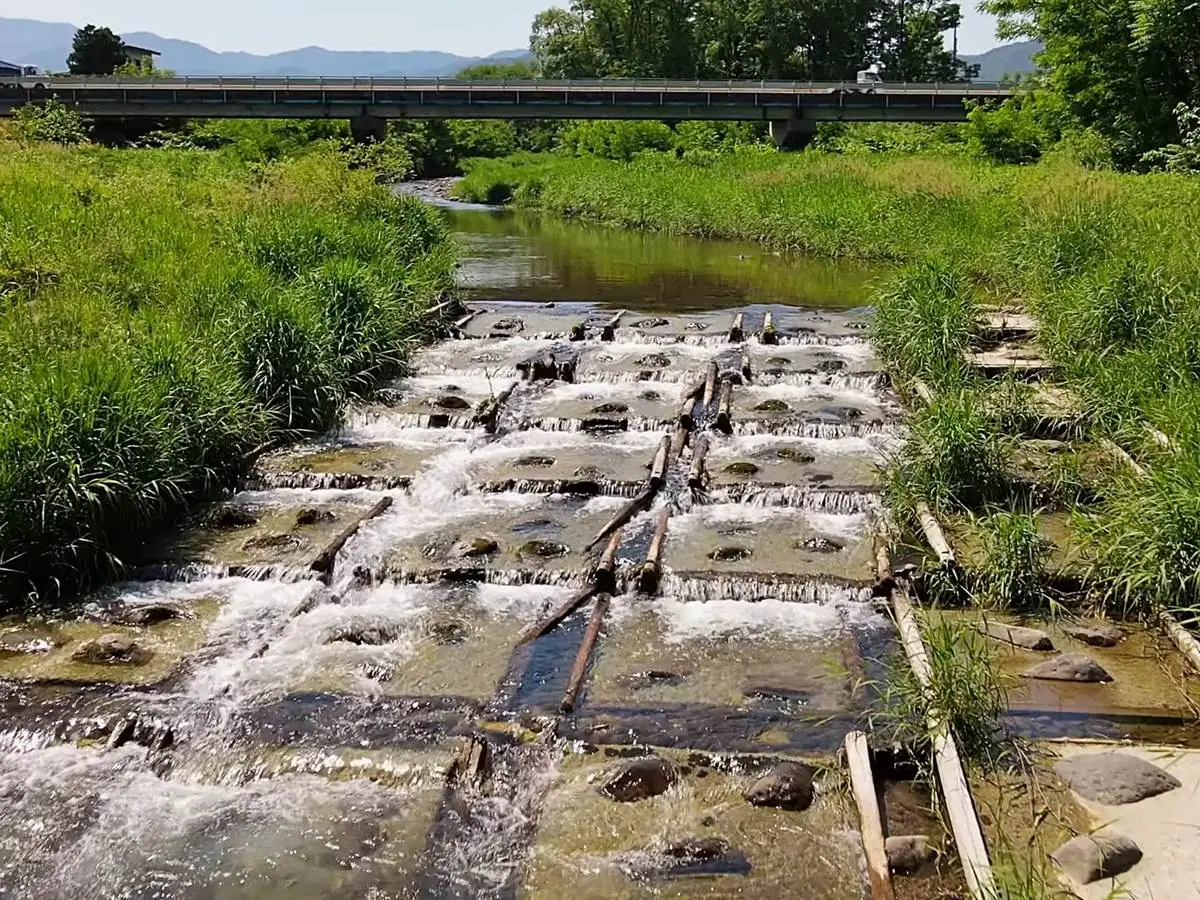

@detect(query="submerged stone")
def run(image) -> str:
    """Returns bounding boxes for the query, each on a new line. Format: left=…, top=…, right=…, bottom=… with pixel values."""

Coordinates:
left=111, top=603, right=190, bottom=627
left=295, top=507, right=336, bottom=527
left=206, top=505, right=258, bottom=529
left=796, top=536, right=843, bottom=553
left=572, top=465, right=608, bottom=480
left=511, top=518, right=564, bottom=534
left=742, top=682, right=813, bottom=704
left=434, top=395, right=472, bottom=410
left=709, top=545, right=752, bottom=562
left=776, top=447, right=816, bottom=464
left=743, top=761, right=815, bottom=811
left=72, top=634, right=152, bottom=666
left=242, top=532, right=304, bottom=552
left=978, top=621, right=1055, bottom=651
left=518, top=539, right=570, bottom=559
left=1054, top=752, right=1182, bottom=805
left=716, top=524, right=757, bottom=537
left=323, top=623, right=400, bottom=646
left=620, top=669, right=688, bottom=690
left=429, top=619, right=469, bottom=645
left=638, top=390, right=663, bottom=402
left=1062, top=621, right=1125, bottom=647
left=492, top=317, right=525, bottom=333
left=636, top=353, right=672, bottom=369
left=886, top=835, right=938, bottom=875
left=817, top=359, right=847, bottom=373
left=752, top=399, right=791, bottom=413
left=600, top=757, right=679, bottom=802
left=765, top=357, right=791, bottom=367
left=1052, top=832, right=1142, bottom=884
left=684, top=321, right=710, bottom=331
left=635, top=318, right=670, bottom=328
left=450, top=537, right=499, bottom=559
left=1023, top=652, right=1112, bottom=682
left=819, top=405, right=864, bottom=421
left=663, top=837, right=729, bottom=861
left=591, top=402, right=630, bottom=414
left=515, top=455, right=557, bottom=468
left=0, top=628, right=63, bottom=656
left=723, top=461, right=760, bottom=476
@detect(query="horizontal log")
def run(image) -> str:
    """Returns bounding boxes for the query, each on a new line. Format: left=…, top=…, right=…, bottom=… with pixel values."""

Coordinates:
left=601, top=309, right=625, bottom=341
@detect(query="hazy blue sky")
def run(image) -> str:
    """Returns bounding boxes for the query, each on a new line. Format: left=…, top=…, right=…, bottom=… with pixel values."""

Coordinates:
left=6, top=1, right=1001, bottom=56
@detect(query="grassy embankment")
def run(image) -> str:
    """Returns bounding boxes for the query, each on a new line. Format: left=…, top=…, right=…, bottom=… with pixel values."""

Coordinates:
left=0, top=142, right=455, bottom=607
left=457, top=150, right=1200, bottom=621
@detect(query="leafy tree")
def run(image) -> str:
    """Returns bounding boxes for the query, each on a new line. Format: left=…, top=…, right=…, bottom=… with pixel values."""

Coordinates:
left=456, top=60, right=540, bottom=79
left=67, top=25, right=127, bottom=76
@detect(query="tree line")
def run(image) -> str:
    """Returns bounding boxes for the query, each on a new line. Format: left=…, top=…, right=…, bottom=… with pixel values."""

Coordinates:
left=530, top=0, right=976, bottom=82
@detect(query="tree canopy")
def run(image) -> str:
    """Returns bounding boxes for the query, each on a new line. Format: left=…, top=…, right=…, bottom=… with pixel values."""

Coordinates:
left=66, top=25, right=128, bottom=77
left=530, top=0, right=975, bottom=82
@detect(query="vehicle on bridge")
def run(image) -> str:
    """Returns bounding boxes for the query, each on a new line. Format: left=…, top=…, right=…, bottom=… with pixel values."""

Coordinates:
left=0, top=63, right=48, bottom=89
left=855, top=69, right=883, bottom=93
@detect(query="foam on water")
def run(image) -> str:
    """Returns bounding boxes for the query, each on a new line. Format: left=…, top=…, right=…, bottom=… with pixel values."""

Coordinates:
left=655, top=596, right=886, bottom=644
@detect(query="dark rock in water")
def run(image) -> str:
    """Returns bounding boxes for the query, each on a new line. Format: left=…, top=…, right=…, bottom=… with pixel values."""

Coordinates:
left=206, top=505, right=258, bottom=529
left=635, top=318, right=670, bottom=328
left=72, top=634, right=152, bottom=666
left=807, top=473, right=834, bottom=484
left=492, top=317, right=525, bottom=333
left=752, top=399, right=791, bottom=413
left=518, top=539, right=570, bottom=559
left=636, top=353, right=672, bottom=369
left=1052, top=832, right=1142, bottom=884
left=295, top=507, right=336, bottom=527
left=638, top=390, right=663, bottom=402
left=429, top=620, right=469, bottom=645
left=621, top=669, right=688, bottom=690
left=684, top=321, right=710, bottom=331
left=516, top=455, right=557, bottom=468
left=242, top=532, right=304, bottom=552
left=512, top=518, right=564, bottom=534
left=450, top=537, right=499, bottom=559
left=0, top=628, right=63, bottom=656
left=356, top=662, right=393, bottom=682
left=700, top=815, right=717, bottom=827
left=472, top=351, right=504, bottom=364
left=112, top=603, right=190, bottom=627
left=742, top=682, right=813, bottom=704
left=776, top=447, right=816, bottom=464
left=716, top=524, right=757, bottom=537
left=573, top=465, right=608, bottom=480
left=710, top=545, right=752, bottom=562
left=886, top=835, right=938, bottom=875
left=763, top=368, right=789, bottom=378
left=817, top=359, right=847, bottom=373
left=1022, top=652, right=1112, bottom=683
left=562, top=480, right=601, bottom=496
left=600, top=757, right=679, bottom=802
left=663, top=837, right=729, bottom=861
left=1054, top=752, right=1181, bottom=805
left=743, top=761, right=815, bottom=811
left=324, top=624, right=400, bottom=646
left=796, top=536, right=843, bottom=553
left=723, top=461, right=760, bottom=476
left=819, top=405, right=864, bottom=421
left=978, top=621, right=1055, bottom=651
left=435, top=395, right=472, bottom=410
left=766, top=357, right=791, bottom=367
left=1062, top=620, right=1125, bottom=647
left=592, top=402, right=630, bottom=414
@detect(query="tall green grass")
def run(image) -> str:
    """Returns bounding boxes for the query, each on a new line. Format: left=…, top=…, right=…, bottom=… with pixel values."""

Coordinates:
left=0, top=143, right=454, bottom=606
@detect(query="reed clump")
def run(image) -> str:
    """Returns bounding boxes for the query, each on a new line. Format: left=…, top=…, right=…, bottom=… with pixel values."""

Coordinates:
left=0, top=143, right=454, bottom=606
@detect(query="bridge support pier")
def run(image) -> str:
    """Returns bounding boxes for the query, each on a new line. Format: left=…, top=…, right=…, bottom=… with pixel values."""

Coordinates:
left=769, top=117, right=817, bottom=151
left=349, top=115, right=388, bottom=144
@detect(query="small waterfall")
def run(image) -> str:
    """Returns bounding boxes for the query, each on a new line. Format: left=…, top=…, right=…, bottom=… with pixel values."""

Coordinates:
left=248, top=471, right=414, bottom=491
left=661, top=573, right=873, bottom=604
left=479, top=478, right=643, bottom=498
left=710, top=485, right=879, bottom=513
left=130, top=561, right=319, bottom=584
left=732, top=420, right=897, bottom=439
left=524, top=415, right=669, bottom=433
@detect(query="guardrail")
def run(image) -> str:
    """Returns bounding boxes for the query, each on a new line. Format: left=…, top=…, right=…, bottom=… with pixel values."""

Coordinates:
left=10, top=75, right=1012, bottom=95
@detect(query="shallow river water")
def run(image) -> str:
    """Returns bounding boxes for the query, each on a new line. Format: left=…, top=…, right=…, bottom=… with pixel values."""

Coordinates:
left=0, top=198, right=932, bottom=899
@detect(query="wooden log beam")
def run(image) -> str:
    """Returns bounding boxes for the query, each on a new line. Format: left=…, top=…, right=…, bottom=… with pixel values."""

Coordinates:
left=729, top=312, right=745, bottom=343
left=892, top=587, right=996, bottom=899
left=670, top=423, right=690, bottom=460
left=915, top=502, right=956, bottom=568
left=701, top=361, right=720, bottom=409
left=678, top=394, right=697, bottom=430
left=740, top=351, right=753, bottom=383
left=517, top=582, right=600, bottom=646
left=594, top=528, right=623, bottom=595
left=845, top=731, right=896, bottom=900
left=759, top=311, right=778, bottom=345
left=1161, top=611, right=1200, bottom=677
left=560, top=593, right=612, bottom=713
left=470, top=383, right=517, bottom=433
left=688, top=436, right=710, bottom=490
left=873, top=534, right=895, bottom=598
left=569, top=321, right=588, bottom=342
left=601, top=309, right=625, bottom=342
left=310, top=496, right=394, bottom=579
left=637, top=508, right=671, bottom=595
left=648, top=434, right=672, bottom=488
left=715, top=378, right=734, bottom=435
left=585, top=488, right=655, bottom=552
left=452, top=310, right=478, bottom=334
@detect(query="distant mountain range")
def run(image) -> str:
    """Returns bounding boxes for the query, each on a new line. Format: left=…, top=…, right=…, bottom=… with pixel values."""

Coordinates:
left=962, top=40, right=1041, bottom=81
left=0, top=15, right=1038, bottom=81
left=0, top=16, right=531, bottom=76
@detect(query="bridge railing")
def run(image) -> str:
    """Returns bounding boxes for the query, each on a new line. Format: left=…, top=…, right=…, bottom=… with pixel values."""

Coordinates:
left=19, top=75, right=1011, bottom=94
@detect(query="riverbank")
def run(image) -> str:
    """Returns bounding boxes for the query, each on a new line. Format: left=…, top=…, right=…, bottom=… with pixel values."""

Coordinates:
left=0, top=142, right=455, bottom=607
left=458, top=149, right=1200, bottom=614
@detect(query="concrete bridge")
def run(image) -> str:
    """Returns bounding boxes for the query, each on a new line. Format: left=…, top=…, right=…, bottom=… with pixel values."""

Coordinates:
left=0, top=76, right=1013, bottom=146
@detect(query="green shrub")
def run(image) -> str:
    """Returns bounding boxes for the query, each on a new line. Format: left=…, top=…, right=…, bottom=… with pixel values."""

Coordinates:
left=14, top=99, right=91, bottom=145
left=557, top=120, right=676, bottom=161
